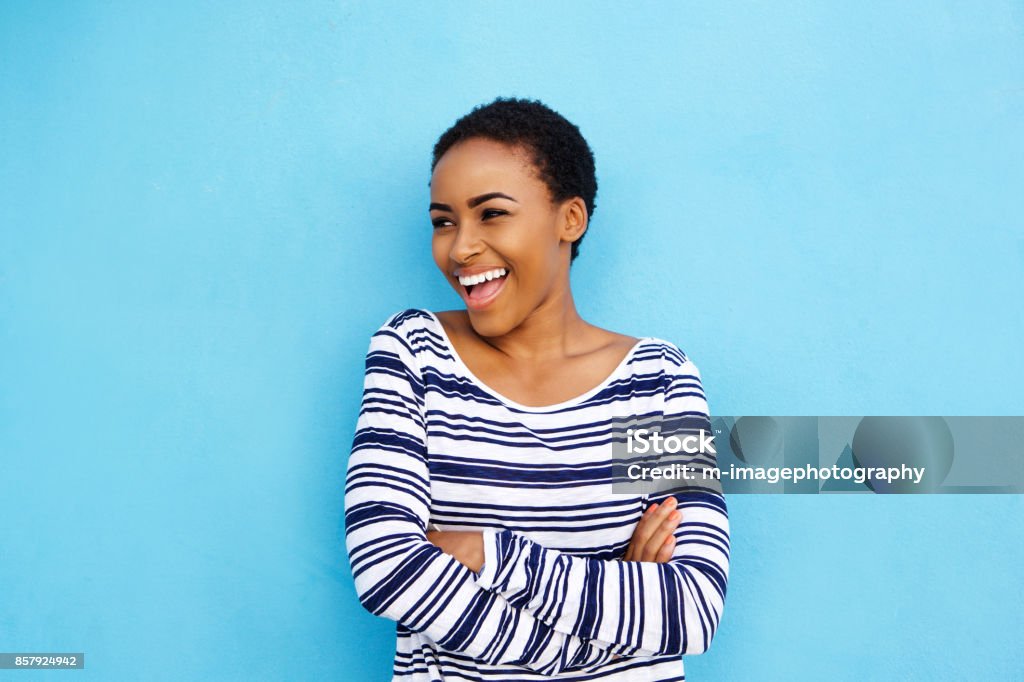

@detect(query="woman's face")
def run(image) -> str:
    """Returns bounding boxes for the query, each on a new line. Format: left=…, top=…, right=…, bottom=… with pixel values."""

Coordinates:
left=429, top=137, right=586, bottom=337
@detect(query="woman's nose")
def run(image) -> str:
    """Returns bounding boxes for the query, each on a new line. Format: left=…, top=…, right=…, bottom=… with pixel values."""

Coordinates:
left=449, top=223, right=483, bottom=263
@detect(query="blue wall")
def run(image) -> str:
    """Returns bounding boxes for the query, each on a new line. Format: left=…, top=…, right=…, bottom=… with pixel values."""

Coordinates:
left=2, top=1, right=1021, bottom=679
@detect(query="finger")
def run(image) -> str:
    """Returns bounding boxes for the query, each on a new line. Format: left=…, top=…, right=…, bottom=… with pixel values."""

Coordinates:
left=649, top=497, right=676, bottom=525
left=627, top=508, right=646, bottom=560
left=641, top=510, right=681, bottom=561
left=630, top=501, right=674, bottom=555
left=626, top=503, right=659, bottom=560
left=637, top=500, right=677, bottom=551
left=622, top=507, right=647, bottom=561
left=655, top=535, right=675, bottom=563
left=627, top=500, right=678, bottom=561
left=657, top=496, right=678, bottom=513
left=649, top=513, right=680, bottom=561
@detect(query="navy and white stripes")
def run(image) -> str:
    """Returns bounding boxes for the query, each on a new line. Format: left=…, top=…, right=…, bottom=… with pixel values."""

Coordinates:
left=345, top=309, right=730, bottom=680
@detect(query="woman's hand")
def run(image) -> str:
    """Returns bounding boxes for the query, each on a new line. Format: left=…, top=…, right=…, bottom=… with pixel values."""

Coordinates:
left=622, top=496, right=681, bottom=563
left=427, top=530, right=485, bottom=573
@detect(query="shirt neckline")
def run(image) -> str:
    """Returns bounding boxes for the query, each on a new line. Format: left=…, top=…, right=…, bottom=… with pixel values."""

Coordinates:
left=424, top=309, right=652, bottom=413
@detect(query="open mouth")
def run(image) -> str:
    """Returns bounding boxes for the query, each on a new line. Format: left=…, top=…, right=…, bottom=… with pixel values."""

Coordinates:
left=458, top=267, right=509, bottom=309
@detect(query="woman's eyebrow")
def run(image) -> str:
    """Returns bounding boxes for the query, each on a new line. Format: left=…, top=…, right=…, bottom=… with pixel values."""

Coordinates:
left=429, top=192, right=518, bottom=212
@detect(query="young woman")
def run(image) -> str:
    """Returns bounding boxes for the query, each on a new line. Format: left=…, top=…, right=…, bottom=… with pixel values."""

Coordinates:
left=345, top=97, right=730, bottom=680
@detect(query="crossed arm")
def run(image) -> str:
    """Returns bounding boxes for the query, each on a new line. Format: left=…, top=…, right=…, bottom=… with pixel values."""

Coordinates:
left=427, top=496, right=682, bottom=573
left=426, top=496, right=688, bottom=664
left=344, top=324, right=730, bottom=673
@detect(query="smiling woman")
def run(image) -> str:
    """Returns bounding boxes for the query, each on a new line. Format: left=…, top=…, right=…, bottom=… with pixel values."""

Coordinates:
left=344, top=97, right=730, bottom=681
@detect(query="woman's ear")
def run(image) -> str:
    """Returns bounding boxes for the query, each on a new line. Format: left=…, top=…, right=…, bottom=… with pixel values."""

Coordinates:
left=559, top=197, right=588, bottom=244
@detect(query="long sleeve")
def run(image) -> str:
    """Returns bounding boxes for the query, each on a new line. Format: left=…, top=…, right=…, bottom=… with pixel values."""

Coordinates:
left=343, top=318, right=620, bottom=675
left=472, top=358, right=730, bottom=657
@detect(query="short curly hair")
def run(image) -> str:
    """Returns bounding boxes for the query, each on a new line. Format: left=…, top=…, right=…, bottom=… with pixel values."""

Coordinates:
left=430, top=97, right=598, bottom=263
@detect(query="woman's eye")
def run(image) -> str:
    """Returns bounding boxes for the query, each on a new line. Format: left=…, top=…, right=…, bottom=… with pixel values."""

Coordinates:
left=432, top=209, right=505, bottom=229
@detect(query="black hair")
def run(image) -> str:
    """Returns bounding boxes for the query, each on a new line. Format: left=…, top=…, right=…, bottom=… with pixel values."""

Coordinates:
left=431, top=97, right=598, bottom=263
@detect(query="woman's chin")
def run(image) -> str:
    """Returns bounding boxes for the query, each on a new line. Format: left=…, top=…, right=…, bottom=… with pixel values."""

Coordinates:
left=465, top=308, right=516, bottom=338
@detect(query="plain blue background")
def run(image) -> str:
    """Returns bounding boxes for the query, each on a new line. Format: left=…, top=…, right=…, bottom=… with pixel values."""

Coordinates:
left=2, top=1, right=1022, bottom=680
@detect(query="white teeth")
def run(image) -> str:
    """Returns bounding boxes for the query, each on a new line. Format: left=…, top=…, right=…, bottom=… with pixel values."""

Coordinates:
left=457, top=267, right=507, bottom=287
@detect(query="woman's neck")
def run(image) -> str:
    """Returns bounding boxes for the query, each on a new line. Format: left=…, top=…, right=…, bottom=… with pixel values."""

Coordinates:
left=480, top=291, right=594, bottom=364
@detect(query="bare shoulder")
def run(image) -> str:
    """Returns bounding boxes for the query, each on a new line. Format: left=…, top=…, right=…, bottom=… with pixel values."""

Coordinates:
left=589, top=325, right=642, bottom=355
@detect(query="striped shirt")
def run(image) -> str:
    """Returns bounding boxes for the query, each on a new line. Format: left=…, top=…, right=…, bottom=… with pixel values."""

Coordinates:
left=345, top=308, right=730, bottom=681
